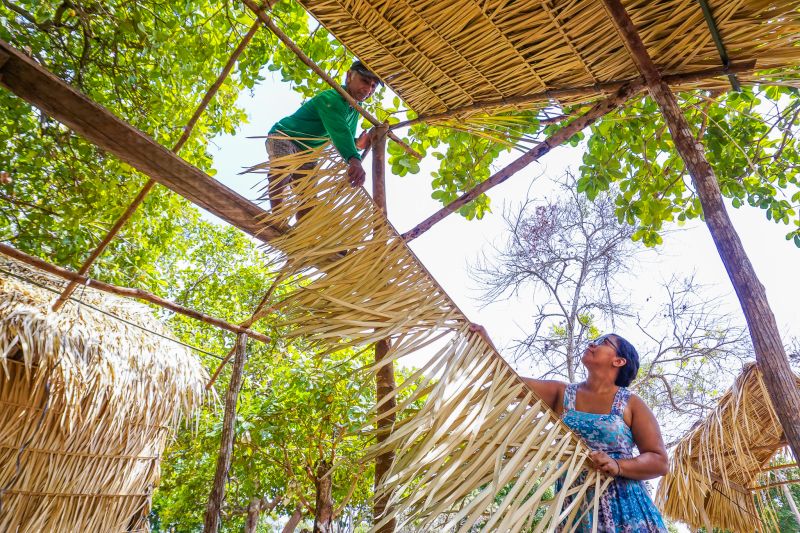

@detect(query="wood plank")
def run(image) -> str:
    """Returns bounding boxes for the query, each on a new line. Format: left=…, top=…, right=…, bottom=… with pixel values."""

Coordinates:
left=0, top=39, right=278, bottom=243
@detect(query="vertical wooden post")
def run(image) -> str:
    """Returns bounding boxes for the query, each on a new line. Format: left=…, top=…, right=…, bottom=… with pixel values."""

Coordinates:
left=601, top=0, right=800, bottom=461
left=371, top=127, right=396, bottom=532
left=204, top=333, right=249, bottom=532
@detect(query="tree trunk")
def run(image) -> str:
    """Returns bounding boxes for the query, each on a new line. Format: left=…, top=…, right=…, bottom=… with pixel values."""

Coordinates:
left=244, top=494, right=281, bottom=533
left=244, top=496, right=262, bottom=533
left=204, top=333, right=248, bottom=532
left=371, top=129, right=397, bottom=532
left=601, top=0, right=800, bottom=462
left=313, top=460, right=334, bottom=533
left=282, top=505, right=304, bottom=533
left=783, top=482, right=800, bottom=528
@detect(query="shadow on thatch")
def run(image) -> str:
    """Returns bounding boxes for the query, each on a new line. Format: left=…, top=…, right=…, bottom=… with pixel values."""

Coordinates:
left=655, top=362, right=800, bottom=532
left=0, top=257, right=207, bottom=532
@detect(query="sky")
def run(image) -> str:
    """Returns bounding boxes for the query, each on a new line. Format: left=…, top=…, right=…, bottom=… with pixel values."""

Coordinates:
left=210, top=73, right=800, bottom=374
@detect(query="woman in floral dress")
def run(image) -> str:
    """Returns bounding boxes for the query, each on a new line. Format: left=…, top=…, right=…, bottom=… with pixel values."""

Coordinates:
left=522, top=333, right=669, bottom=532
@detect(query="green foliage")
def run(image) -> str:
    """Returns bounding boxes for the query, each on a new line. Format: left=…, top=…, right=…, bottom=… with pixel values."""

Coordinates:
left=152, top=345, right=377, bottom=531
left=579, top=87, right=800, bottom=247
left=388, top=110, right=548, bottom=220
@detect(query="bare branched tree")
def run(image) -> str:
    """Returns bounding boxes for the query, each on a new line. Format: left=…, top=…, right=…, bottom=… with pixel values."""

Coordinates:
left=632, top=275, right=751, bottom=445
left=472, top=171, right=636, bottom=382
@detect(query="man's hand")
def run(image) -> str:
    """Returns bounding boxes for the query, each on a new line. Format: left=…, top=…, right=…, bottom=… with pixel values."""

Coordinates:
left=355, top=131, right=371, bottom=150
left=347, top=158, right=366, bottom=187
left=589, top=451, right=621, bottom=477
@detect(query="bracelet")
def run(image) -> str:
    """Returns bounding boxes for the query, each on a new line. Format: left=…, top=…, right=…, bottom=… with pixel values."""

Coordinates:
left=611, top=458, right=622, bottom=477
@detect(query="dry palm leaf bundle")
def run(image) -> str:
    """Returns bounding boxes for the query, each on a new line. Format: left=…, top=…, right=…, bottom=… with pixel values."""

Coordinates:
left=0, top=258, right=206, bottom=533
left=296, top=0, right=800, bottom=121
left=655, top=362, right=800, bottom=533
left=246, top=142, right=613, bottom=531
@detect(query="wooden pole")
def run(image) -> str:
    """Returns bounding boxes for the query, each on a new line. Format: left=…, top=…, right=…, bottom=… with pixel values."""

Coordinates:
left=0, top=243, right=271, bottom=344
left=205, top=332, right=249, bottom=532
left=601, top=0, right=800, bottom=462
left=392, top=62, right=755, bottom=130
left=370, top=127, right=396, bottom=532
left=50, top=20, right=262, bottom=311
left=240, top=0, right=422, bottom=161
left=0, top=40, right=279, bottom=243
left=402, top=80, right=643, bottom=241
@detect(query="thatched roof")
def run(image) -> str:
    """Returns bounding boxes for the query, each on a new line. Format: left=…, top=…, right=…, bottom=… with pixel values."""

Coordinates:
left=298, top=0, right=800, bottom=118
left=655, top=362, right=800, bottom=533
left=0, top=257, right=207, bottom=531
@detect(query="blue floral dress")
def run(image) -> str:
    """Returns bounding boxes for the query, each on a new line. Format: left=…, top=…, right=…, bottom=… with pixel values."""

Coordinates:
left=559, top=384, right=667, bottom=532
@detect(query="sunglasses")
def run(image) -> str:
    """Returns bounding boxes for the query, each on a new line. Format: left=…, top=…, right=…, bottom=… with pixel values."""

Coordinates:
left=592, top=334, right=620, bottom=354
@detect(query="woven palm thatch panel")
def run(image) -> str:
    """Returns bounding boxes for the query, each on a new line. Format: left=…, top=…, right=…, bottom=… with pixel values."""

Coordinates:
left=247, top=143, right=612, bottom=531
left=297, top=0, right=800, bottom=117
left=0, top=258, right=207, bottom=532
left=655, top=363, right=800, bottom=533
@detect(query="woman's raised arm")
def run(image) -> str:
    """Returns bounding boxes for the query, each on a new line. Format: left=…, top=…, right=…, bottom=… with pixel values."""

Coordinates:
left=617, top=394, right=669, bottom=480
left=519, top=378, right=566, bottom=413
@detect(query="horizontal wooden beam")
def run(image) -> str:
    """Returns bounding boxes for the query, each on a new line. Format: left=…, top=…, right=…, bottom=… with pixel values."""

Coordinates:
left=401, top=80, right=643, bottom=241
left=0, top=39, right=279, bottom=244
left=0, top=243, right=271, bottom=344
left=393, top=62, right=755, bottom=129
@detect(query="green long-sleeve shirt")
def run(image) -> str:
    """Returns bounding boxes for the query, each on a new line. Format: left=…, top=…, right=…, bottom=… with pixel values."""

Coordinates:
left=270, top=89, right=361, bottom=161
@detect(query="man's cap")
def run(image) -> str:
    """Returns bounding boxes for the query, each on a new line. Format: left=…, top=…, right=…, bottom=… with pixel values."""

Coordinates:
left=350, top=60, right=383, bottom=86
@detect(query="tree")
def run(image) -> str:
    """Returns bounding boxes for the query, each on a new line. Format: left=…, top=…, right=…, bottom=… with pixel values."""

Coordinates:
left=472, top=172, right=636, bottom=382
left=578, top=87, right=800, bottom=248
left=151, top=344, right=377, bottom=532
left=631, top=276, right=751, bottom=445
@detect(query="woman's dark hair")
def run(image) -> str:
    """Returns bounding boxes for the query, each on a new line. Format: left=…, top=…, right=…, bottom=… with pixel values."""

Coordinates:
left=610, top=333, right=640, bottom=387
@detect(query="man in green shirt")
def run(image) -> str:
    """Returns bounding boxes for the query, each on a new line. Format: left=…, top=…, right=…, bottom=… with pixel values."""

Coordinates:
left=266, top=60, right=381, bottom=219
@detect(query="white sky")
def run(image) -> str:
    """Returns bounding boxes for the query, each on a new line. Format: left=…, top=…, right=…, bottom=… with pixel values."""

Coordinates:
left=211, top=75, right=799, bottom=372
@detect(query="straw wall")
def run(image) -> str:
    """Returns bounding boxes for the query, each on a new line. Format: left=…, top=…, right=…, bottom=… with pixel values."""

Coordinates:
left=0, top=258, right=206, bottom=532
left=655, top=362, right=800, bottom=532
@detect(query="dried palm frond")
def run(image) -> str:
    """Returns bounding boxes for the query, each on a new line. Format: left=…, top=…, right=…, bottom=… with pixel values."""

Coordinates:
left=297, top=0, right=800, bottom=118
left=246, top=142, right=612, bottom=531
left=0, top=258, right=207, bottom=532
left=655, top=362, right=800, bottom=533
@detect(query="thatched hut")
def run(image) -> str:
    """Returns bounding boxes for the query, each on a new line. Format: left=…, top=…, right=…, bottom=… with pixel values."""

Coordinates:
left=0, top=257, right=207, bottom=532
left=655, top=362, right=800, bottom=532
